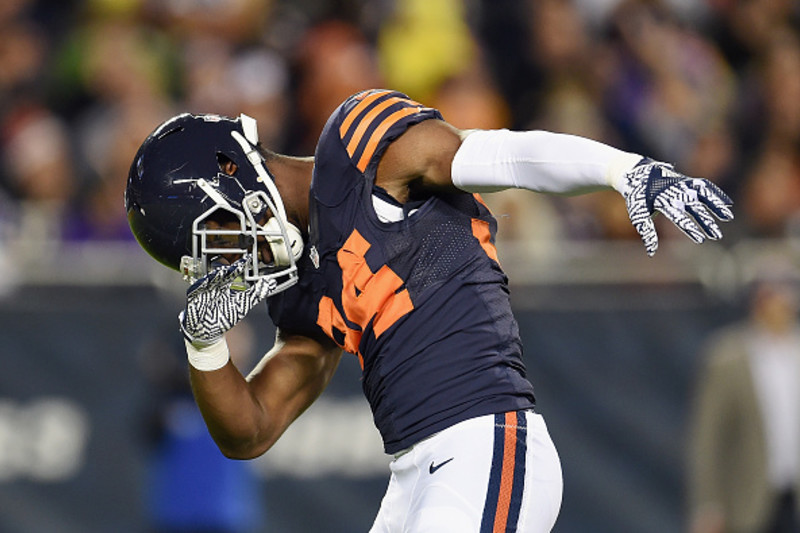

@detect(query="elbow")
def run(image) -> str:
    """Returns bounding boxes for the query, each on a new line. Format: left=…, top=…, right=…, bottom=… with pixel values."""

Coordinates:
left=215, top=433, right=277, bottom=460
left=219, top=449, right=262, bottom=461
left=203, top=409, right=283, bottom=460
left=218, top=446, right=260, bottom=461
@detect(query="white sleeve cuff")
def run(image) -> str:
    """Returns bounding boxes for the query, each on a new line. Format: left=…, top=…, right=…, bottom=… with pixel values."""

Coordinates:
left=451, top=129, right=642, bottom=195
left=185, top=336, right=230, bottom=372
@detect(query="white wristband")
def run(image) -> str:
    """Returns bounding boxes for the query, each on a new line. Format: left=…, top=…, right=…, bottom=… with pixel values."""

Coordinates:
left=451, top=129, right=642, bottom=195
left=185, top=336, right=230, bottom=372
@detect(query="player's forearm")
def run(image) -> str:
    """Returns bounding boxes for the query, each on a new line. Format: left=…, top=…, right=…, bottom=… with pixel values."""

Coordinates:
left=451, top=129, right=642, bottom=195
left=189, top=362, right=281, bottom=459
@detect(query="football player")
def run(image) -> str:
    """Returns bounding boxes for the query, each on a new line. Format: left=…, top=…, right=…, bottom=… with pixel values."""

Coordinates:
left=125, top=90, right=733, bottom=532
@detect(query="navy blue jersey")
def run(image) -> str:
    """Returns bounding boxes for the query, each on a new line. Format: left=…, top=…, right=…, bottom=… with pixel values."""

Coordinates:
left=269, top=90, right=535, bottom=454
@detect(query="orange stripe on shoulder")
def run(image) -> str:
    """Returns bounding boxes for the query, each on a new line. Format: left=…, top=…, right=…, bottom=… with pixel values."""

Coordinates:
left=356, top=107, right=421, bottom=171
left=345, top=96, right=415, bottom=160
left=338, top=90, right=393, bottom=140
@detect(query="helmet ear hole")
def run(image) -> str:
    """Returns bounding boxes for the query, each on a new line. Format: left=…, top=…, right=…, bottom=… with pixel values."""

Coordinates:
left=216, top=153, right=238, bottom=175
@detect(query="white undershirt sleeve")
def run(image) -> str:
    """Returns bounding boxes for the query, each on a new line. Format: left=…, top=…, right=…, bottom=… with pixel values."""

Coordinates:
left=451, top=129, right=643, bottom=196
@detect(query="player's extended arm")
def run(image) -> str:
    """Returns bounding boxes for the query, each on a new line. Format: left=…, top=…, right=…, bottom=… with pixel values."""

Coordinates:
left=380, top=120, right=733, bottom=256
left=179, top=256, right=343, bottom=459
left=452, top=128, right=734, bottom=256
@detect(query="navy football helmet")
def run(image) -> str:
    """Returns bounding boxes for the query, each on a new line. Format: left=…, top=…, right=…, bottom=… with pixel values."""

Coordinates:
left=125, top=113, right=302, bottom=293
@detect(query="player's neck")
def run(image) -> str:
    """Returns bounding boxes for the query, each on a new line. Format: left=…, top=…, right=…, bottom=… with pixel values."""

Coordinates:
left=269, top=154, right=314, bottom=231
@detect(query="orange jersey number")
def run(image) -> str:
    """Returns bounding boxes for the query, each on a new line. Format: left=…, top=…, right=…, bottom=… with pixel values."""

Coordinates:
left=317, top=230, right=414, bottom=365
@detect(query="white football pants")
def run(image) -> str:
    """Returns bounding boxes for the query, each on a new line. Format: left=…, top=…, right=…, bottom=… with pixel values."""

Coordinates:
left=369, top=410, right=562, bottom=533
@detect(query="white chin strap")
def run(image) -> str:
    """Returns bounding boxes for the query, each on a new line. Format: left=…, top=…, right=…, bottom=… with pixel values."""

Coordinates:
left=264, top=217, right=304, bottom=267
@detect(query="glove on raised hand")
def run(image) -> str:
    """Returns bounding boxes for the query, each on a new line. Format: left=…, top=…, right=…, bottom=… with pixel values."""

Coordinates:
left=619, top=159, right=734, bottom=256
left=180, top=255, right=277, bottom=346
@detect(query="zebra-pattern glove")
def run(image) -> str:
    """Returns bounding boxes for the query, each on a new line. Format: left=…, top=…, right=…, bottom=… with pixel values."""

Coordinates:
left=179, top=255, right=278, bottom=347
left=620, top=159, right=734, bottom=256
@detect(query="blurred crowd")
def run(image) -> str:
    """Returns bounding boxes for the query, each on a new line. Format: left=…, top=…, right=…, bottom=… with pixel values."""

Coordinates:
left=1, top=0, right=799, bottom=252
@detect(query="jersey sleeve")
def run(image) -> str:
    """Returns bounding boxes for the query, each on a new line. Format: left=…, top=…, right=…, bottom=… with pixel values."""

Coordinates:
left=336, top=89, right=443, bottom=174
left=313, top=89, right=443, bottom=207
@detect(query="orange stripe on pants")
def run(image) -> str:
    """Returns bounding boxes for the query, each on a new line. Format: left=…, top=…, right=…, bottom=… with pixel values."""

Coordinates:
left=493, top=411, right=518, bottom=533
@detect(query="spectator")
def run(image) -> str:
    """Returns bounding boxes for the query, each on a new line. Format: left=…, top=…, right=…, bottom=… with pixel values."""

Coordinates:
left=688, top=259, right=800, bottom=533
left=1, top=105, right=77, bottom=243
left=293, top=20, right=383, bottom=153
left=739, top=143, right=800, bottom=239
left=377, top=0, right=476, bottom=103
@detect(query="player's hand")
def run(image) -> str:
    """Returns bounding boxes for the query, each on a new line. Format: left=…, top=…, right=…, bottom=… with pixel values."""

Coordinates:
left=179, top=255, right=277, bottom=346
left=619, top=159, right=734, bottom=256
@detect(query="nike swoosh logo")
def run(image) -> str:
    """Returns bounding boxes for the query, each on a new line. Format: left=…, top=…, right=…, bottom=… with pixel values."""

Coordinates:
left=428, top=457, right=454, bottom=474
